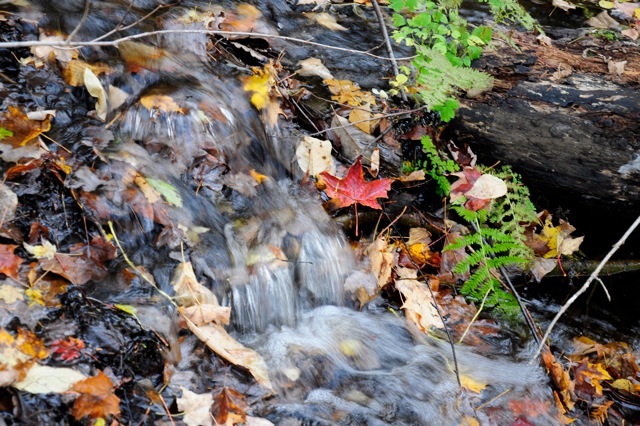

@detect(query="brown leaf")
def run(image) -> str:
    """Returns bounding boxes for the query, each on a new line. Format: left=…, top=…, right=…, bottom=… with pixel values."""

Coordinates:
left=0, top=106, right=50, bottom=148
left=366, top=236, right=395, bottom=289
left=211, top=387, right=248, bottom=426
left=71, top=371, right=121, bottom=421
left=395, top=279, right=445, bottom=331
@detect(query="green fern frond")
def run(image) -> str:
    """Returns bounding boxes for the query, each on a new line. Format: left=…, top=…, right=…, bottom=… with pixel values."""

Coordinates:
left=413, top=47, right=494, bottom=110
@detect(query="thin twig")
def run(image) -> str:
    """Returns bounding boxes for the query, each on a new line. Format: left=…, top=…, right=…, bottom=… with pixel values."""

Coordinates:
left=0, top=29, right=416, bottom=61
left=532, top=213, right=640, bottom=360
left=66, top=0, right=92, bottom=43
left=370, top=0, right=407, bottom=102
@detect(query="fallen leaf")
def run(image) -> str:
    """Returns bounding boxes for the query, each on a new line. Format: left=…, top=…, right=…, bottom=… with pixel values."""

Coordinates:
left=591, top=401, right=614, bottom=424
left=243, top=68, right=272, bottom=110
left=177, top=387, right=214, bottom=426
left=464, top=174, right=508, bottom=200
left=369, top=148, right=380, bottom=177
left=614, top=1, right=640, bottom=18
left=14, top=364, right=86, bottom=394
left=573, top=359, right=612, bottom=396
left=0, top=106, right=51, bottom=148
left=398, top=170, right=426, bottom=182
left=305, top=12, right=348, bottom=31
left=179, top=304, right=231, bottom=326
left=62, top=60, right=112, bottom=87
left=297, top=58, right=334, bottom=80
left=324, top=79, right=376, bottom=106
left=348, top=105, right=373, bottom=133
left=460, top=374, right=487, bottom=393
left=530, top=257, right=558, bottom=281
left=146, top=177, right=183, bottom=207
left=621, top=28, right=639, bottom=40
left=84, top=67, right=108, bottom=121
left=329, top=115, right=378, bottom=164
left=542, top=350, right=575, bottom=411
left=0, top=284, right=24, bottom=304
left=50, top=337, right=85, bottom=361
left=296, top=136, right=335, bottom=176
left=211, top=387, right=248, bottom=425
left=552, top=0, right=576, bottom=10
left=71, top=371, right=121, bottom=421
left=0, top=183, right=18, bottom=222
left=140, top=94, right=185, bottom=114
left=185, top=321, right=273, bottom=391
left=24, top=239, right=57, bottom=260
left=586, top=11, right=620, bottom=29
left=395, top=279, right=445, bottom=331
left=0, top=327, right=48, bottom=387
left=344, top=270, right=378, bottom=305
left=607, top=59, right=626, bottom=76
left=0, top=244, right=23, bottom=278
left=319, top=157, right=393, bottom=210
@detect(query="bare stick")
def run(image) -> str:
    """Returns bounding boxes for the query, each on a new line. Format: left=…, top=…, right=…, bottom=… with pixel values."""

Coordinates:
left=66, top=0, right=92, bottom=43
left=370, top=0, right=407, bottom=102
left=532, top=213, right=640, bottom=360
left=0, top=29, right=416, bottom=61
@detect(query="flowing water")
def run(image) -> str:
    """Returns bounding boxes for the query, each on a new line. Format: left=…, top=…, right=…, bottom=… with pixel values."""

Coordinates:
left=6, top=1, right=611, bottom=424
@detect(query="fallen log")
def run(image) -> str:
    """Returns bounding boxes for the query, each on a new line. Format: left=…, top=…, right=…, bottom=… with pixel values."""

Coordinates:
left=446, top=27, right=640, bottom=207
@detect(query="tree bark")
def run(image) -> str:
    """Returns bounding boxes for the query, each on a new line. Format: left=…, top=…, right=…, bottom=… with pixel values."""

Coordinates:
left=446, top=28, right=640, bottom=207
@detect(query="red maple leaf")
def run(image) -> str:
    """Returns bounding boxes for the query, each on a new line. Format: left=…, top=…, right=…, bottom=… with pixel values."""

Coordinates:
left=319, top=157, right=392, bottom=236
left=319, top=157, right=392, bottom=209
left=50, top=337, right=85, bottom=361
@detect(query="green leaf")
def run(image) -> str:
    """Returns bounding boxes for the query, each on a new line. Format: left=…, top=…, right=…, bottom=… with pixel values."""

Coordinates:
left=472, top=26, right=493, bottom=43
left=390, top=0, right=406, bottom=12
left=0, top=127, right=13, bottom=140
left=393, top=13, right=406, bottom=26
left=146, top=177, right=183, bottom=207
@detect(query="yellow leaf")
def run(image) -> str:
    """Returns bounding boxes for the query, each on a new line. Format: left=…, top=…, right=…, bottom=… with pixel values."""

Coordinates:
left=635, top=7, right=640, bottom=18
left=134, top=174, right=161, bottom=204
left=114, top=304, right=138, bottom=315
left=243, top=71, right=271, bottom=110
left=140, top=94, right=184, bottom=114
left=249, top=169, right=269, bottom=184
left=599, top=0, right=614, bottom=8
left=24, top=240, right=57, bottom=260
left=348, top=106, right=373, bottom=133
left=460, top=374, right=487, bottom=393
left=25, top=288, right=44, bottom=306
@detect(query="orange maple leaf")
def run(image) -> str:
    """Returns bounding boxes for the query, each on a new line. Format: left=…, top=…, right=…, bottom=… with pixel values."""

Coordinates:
left=71, top=371, right=121, bottom=421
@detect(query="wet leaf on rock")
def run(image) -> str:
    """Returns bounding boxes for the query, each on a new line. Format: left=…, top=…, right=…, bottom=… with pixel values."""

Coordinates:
left=71, top=371, right=121, bottom=422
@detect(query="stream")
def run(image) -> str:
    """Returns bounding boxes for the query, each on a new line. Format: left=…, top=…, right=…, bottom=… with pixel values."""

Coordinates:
left=2, top=0, right=639, bottom=425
